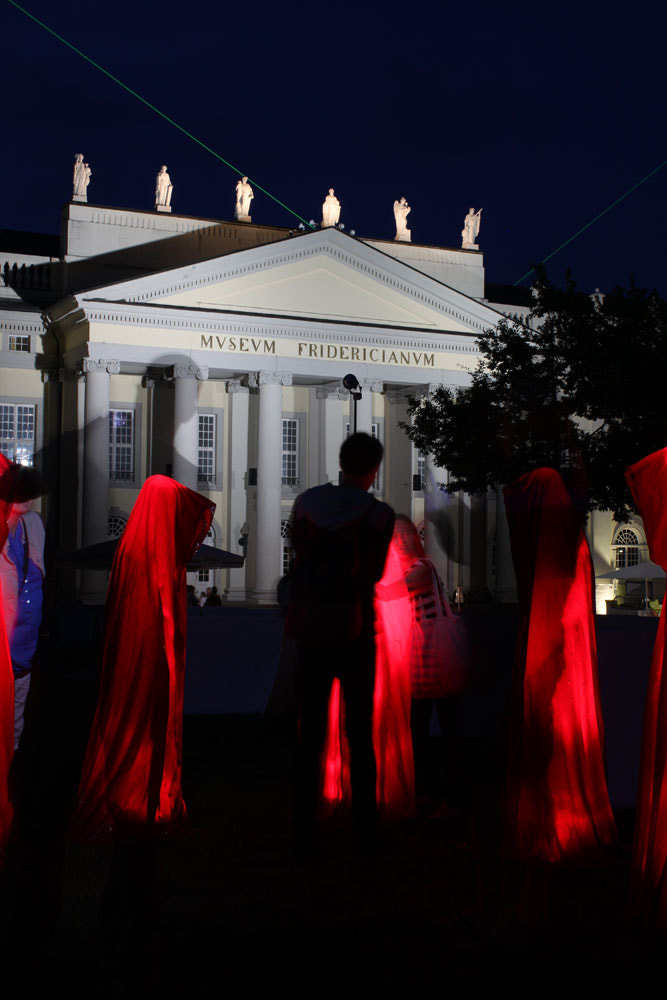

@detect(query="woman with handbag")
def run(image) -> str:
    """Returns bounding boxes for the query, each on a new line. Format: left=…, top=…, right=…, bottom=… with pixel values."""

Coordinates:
left=390, top=516, right=467, bottom=813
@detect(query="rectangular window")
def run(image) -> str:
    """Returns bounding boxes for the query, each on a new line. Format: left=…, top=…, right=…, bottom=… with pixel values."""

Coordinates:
left=417, top=452, right=425, bottom=491
left=108, top=410, right=134, bottom=481
left=0, top=403, right=35, bottom=464
left=8, top=335, right=30, bottom=352
left=198, top=414, right=216, bottom=485
left=282, top=418, right=299, bottom=487
left=616, top=546, right=639, bottom=569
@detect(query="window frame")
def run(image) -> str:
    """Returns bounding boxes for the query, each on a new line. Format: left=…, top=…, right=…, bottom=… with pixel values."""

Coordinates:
left=107, top=401, right=142, bottom=486
left=0, top=400, right=37, bottom=466
left=281, top=417, right=299, bottom=488
left=612, top=525, right=646, bottom=570
left=8, top=334, right=31, bottom=353
left=198, top=412, right=216, bottom=487
left=281, top=412, right=306, bottom=498
left=280, top=518, right=294, bottom=577
left=196, top=408, right=223, bottom=491
left=108, top=408, right=135, bottom=483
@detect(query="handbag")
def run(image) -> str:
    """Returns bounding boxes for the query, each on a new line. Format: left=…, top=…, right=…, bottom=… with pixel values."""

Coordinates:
left=411, top=566, right=469, bottom=698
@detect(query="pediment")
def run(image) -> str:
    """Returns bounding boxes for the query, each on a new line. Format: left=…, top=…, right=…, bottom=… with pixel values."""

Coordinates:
left=81, top=228, right=502, bottom=335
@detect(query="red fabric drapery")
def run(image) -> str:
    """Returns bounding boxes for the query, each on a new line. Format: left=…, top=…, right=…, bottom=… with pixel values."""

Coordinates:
left=72, top=475, right=213, bottom=841
left=504, top=467, right=616, bottom=861
left=0, top=453, right=14, bottom=854
left=322, top=539, right=415, bottom=819
left=626, top=447, right=667, bottom=928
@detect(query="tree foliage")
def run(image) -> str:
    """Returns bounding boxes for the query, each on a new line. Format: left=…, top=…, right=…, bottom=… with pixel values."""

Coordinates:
left=404, top=271, right=667, bottom=521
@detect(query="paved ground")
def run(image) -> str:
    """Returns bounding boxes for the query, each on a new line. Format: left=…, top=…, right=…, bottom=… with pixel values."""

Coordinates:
left=3, top=710, right=663, bottom=989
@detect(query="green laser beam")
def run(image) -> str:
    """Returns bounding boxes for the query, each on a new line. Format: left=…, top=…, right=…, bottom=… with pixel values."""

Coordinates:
left=7, top=0, right=315, bottom=229
left=514, top=158, right=667, bottom=285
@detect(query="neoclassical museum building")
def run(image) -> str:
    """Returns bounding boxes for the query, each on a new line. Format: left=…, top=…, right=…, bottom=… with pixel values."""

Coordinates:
left=0, top=189, right=645, bottom=611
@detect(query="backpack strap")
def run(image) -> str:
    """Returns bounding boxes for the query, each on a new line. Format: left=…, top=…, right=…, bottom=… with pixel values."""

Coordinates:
left=18, top=515, right=29, bottom=595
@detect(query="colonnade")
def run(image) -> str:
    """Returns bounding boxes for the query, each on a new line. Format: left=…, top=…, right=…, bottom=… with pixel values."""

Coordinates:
left=75, top=362, right=516, bottom=605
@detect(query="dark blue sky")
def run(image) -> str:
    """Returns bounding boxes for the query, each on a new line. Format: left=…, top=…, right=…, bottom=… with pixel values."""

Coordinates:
left=2, top=0, right=666, bottom=296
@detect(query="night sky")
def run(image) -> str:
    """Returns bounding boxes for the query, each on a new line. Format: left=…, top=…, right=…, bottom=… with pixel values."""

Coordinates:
left=2, top=0, right=666, bottom=297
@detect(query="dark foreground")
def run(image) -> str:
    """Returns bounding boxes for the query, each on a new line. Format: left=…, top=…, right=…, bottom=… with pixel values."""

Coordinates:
left=2, top=712, right=664, bottom=986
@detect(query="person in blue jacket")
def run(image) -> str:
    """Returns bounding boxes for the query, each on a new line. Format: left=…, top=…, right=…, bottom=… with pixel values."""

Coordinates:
left=0, top=464, right=44, bottom=749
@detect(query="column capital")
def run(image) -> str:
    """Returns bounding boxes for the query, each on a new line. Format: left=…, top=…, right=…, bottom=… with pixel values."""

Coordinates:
left=360, top=378, right=384, bottom=393
left=82, top=358, right=121, bottom=375
left=167, top=363, right=209, bottom=381
left=226, top=378, right=249, bottom=395
left=247, top=371, right=292, bottom=388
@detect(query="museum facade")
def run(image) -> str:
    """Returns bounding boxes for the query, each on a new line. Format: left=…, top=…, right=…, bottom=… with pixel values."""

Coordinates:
left=0, top=200, right=640, bottom=610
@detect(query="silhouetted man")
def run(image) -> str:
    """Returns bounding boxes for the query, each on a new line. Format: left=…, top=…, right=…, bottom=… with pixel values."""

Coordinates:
left=287, top=432, right=394, bottom=853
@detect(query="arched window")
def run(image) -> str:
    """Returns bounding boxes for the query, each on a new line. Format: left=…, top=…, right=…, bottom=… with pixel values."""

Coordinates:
left=281, top=519, right=293, bottom=577
left=107, top=509, right=128, bottom=538
left=612, top=526, right=643, bottom=569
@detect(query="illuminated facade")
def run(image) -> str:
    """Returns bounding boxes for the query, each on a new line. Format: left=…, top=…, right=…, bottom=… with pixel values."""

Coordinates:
left=0, top=201, right=638, bottom=609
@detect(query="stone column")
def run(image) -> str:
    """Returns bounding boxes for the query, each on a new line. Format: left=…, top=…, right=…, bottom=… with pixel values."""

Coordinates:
left=169, top=363, right=208, bottom=489
left=316, top=386, right=343, bottom=484
left=424, top=454, right=452, bottom=593
left=494, top=485, right=517, bottom=602
left=81, top=358, right=119, bottom=602
left=387, top=390, right=412, bottom=516
left=141, top=375, right=155, bottom=479
left=225, top=379, right=250, bottom=602
left=249, top=371, right=292, bottom=603
left=355, top=380, right=372, bottom=435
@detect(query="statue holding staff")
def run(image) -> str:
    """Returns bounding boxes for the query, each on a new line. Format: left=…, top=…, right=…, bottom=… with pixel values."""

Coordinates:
left=461, top=207, right=482, bottom=249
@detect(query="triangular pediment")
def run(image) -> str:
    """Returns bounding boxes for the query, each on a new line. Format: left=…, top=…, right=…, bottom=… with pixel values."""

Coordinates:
left=80, top=228, right=503, bottom=335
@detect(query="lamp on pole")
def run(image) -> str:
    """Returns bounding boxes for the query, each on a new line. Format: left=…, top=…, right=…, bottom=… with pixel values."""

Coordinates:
left=343, top=373, right=362, bottom=433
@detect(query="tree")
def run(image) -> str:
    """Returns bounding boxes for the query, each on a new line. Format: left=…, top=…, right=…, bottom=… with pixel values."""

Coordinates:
left=404, top=272, right=667, bottom=521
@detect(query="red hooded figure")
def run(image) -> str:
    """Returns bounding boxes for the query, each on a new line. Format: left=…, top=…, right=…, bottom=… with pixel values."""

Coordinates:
left=626, top=447, right=667, bottom=928
left=72, top=476, right=213, bottom=841
left=504, top=467, right=616, bottom=861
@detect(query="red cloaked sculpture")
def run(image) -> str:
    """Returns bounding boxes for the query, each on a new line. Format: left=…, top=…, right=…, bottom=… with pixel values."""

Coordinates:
left=626, top=447, right=667, bottom=928
left=0, top=453, right=14, bottom=853
left=72, top=476, right=213, bottom=841
left=504, top=467, right=616, bottom=862
left=322, top=539, right=415, bottom=819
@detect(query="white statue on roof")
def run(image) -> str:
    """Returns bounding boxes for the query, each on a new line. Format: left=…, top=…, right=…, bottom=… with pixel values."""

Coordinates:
left=393, top=197, right=411, bottom=242
left=72, top=153, right=92, bottom=201
left=461, top=207, right=482, bottom=249
left=321, top=188, right=341, bottom=228
left=235, top=176, right=254, bottom=221
left=155, top=165, right=173, bottom=211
